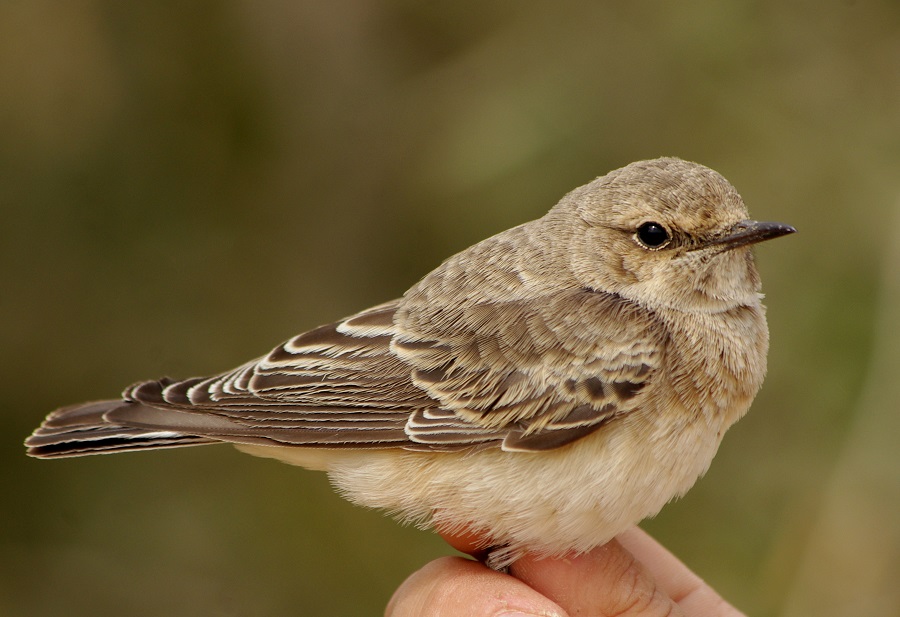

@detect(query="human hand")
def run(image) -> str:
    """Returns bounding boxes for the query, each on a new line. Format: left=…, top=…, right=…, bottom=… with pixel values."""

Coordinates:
left=386, top=527, right=745, bottom=616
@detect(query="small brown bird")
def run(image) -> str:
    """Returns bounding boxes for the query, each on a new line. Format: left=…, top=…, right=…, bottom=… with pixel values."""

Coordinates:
left=26, top=157, right=794, bottom=568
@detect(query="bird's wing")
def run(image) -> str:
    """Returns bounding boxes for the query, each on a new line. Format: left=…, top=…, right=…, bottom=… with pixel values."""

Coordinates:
left=393, top=287, right=666, bottom=451
left=26, top=301, right=421, bottom=457
left=26, top=290, right=665, bottom=458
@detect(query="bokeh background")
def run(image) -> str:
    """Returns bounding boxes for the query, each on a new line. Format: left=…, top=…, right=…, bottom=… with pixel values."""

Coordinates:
left=3, top=2, right=899, bottom=615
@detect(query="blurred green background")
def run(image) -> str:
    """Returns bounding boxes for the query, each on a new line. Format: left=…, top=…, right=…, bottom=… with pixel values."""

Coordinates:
left=3, top=2, right=899, bottom=615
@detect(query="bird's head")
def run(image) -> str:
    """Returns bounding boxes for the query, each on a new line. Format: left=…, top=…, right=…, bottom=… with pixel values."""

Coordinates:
left=552, top=158, right=795, bottom=313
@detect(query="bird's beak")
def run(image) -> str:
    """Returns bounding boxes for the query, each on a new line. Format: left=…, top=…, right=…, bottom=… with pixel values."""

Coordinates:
left=699, top=220, right=796, bottom=252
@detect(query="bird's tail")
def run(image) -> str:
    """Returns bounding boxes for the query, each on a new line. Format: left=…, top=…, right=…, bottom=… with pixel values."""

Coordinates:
left=24, top=399, right=214, bottom=459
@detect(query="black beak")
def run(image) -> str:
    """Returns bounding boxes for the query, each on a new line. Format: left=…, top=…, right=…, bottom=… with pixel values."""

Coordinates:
left=700, top=220, right=796, bottom=251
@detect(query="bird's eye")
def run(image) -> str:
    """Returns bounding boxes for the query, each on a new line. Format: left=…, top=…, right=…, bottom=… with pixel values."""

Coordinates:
left=635, top=222, right=670, bottom=249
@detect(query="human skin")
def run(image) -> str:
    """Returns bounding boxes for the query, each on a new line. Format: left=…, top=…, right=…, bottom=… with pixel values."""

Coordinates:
left=386, top=527, right=745, bottom=617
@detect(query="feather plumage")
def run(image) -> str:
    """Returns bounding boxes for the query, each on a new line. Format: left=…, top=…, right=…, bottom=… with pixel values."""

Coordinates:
left=26, top=291, right=662, bottom=456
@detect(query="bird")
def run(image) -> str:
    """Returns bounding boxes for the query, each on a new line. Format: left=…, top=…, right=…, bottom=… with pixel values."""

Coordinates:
left=26, top=157, right=795, bottom=569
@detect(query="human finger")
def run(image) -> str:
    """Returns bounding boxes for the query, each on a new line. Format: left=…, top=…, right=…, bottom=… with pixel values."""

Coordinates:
left=386, top=556, right=567, bottom=617
left=509, top=539, right=682, bottom=616
left=617, top=527, right=746, bottom=617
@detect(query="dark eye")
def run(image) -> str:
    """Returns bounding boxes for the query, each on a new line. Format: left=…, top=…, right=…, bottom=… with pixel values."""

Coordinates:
left=635, top=222, right=670, bottom=249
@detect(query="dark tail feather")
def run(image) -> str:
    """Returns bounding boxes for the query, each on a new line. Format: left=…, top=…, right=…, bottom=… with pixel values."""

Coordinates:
left=25, top=400, right=215, bottom=459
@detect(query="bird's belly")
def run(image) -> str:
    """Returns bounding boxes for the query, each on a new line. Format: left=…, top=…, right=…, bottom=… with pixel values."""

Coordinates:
left=313, top=407, right=726, bottom=559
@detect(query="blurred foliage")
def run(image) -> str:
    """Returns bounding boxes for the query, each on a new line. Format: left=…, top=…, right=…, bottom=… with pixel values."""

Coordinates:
left=2, top=1, right=899, bottom=615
